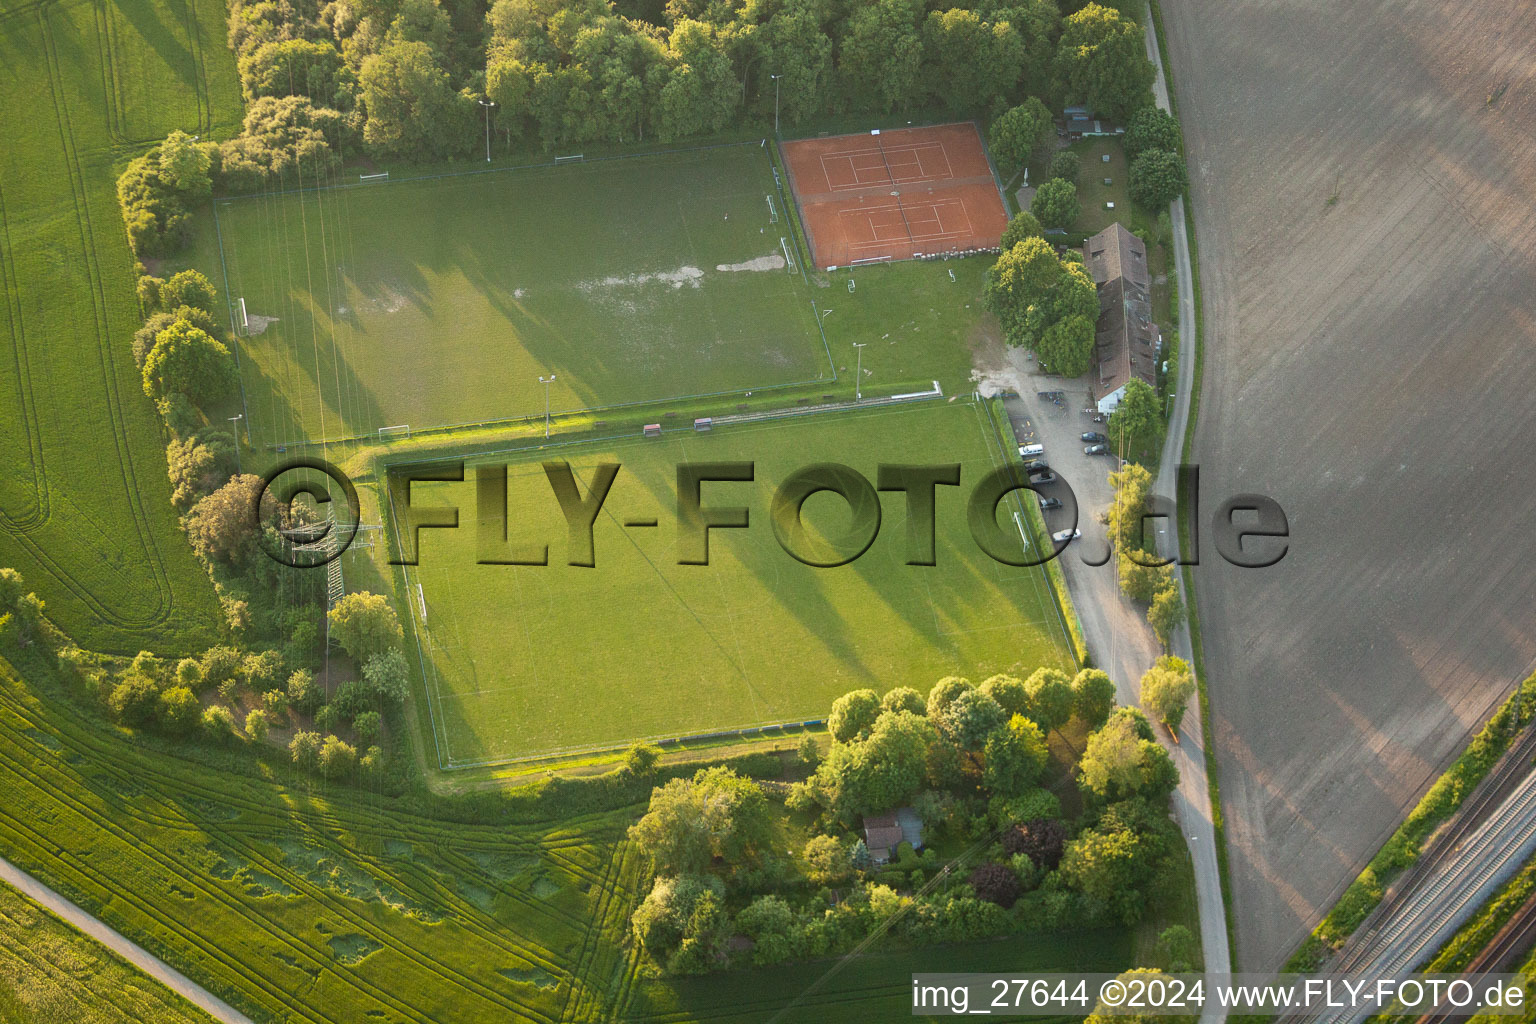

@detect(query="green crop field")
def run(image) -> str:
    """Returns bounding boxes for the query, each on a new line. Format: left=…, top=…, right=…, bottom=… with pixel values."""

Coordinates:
left=0, top=655, right=1129, bottom=1023
left=0, top=882, right=215, bottom=1024
left=393, top=399, right=1074, bottom=767
left=0, top=0, right=236, bottom=653
left=211, top=144, right=831, bottom=448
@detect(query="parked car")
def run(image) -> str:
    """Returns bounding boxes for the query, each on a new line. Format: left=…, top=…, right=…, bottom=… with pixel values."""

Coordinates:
left=1019, top=443, right=1045, bottom=458
left=1029, top=470, right=1056, bottom=484
left=1038, top=497, right=1062, bottom=511
left=1081, top=431, right=1107, bottom=443
left=1023, top=459, right=1050, bottom=473
left=1084, top=444, right=1109, bottom=455
left=1052, top=528, right=1081, bottom=543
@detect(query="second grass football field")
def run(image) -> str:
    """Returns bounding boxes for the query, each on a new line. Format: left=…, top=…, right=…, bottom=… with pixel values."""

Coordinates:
left=395, top=399, right=1075, bottom=767
left=214, top=143, right=829, bottom=446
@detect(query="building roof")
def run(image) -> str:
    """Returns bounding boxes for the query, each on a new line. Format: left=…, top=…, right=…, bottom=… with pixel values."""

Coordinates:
left=865, top=825, right=905, bottom=855
left=863, top=808, right=924, bottom=857
left=1083, top=224, right=1159, bottom=401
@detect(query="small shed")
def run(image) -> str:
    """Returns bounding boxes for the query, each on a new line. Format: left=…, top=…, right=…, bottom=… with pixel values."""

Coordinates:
left=862, top=807, right=925, bottom=865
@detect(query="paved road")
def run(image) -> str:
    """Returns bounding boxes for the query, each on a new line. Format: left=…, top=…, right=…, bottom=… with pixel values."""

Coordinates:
left=0, top=857, right=253, bottom=1024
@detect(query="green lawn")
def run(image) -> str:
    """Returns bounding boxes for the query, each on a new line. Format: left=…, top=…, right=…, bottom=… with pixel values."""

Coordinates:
left=210, top=144, right=831, bottom=448
left=0, top=883, right=216, bottom=1024
left=0, top=0, right=235, bottom=654
left=392, top=399, right=1074, bottom=767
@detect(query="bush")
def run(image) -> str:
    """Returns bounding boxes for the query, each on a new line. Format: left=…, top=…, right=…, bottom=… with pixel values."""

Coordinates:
left=115, top=151, right=191, bottom=258
left=245, top=709, right=270, bottom=742
left=1002, top=817, right=1068, bottom=869
left=262, top=689, right=290, bottom=719
left=159, top=269, right=217, bottom=313
left=166, top=428, right=237, bottom=509
left=201, top=705, right=236, bottom=742
left=327, top=593, right=402, bottom=662
left=314, top=703, right=341, bottom=732
left=318, top=735, right=357, bottom=779
left=157, top=686, right=201, bottom=735
left=141, top=321, right=237, bottom=406
left=624, top=742, right=662, bottom=777
left=361, top=649, right=411, bottom=706
left=968, top=862, right=1021, bottom=908
left=108, top=672, right=160, bottom=726
left=286, top=668, right=323, bottom=713
left=354, top=710, right=382, bottom=746
left=803, top=834, right=851, bottom=886
left=289, top=729, right=321, bottom=769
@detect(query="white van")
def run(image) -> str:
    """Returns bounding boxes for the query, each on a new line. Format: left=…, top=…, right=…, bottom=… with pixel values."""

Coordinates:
left=1018, top=443, right=1045, bottom=458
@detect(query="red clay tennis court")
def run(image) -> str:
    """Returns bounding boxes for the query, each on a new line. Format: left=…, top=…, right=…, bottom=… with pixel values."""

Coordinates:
left=779, top=122, right=1009, bottom=269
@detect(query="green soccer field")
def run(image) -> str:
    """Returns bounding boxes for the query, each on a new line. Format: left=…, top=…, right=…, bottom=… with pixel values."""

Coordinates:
left=393, top=399, right=1074, bottom=767
left=213, top=144, right=830, bottom=447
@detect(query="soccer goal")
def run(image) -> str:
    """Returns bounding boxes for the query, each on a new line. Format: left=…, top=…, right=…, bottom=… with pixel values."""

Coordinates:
left=237, top=297, right=250, bottom=335
left=766, top=194, right=779, bottom=224
left=554, top=154, right=584, bottom=165
left=359, top=171, right=389, bottom=182
left=378, top=424, right=412, bottom=442
left=779, top=236, right=796, bottom=273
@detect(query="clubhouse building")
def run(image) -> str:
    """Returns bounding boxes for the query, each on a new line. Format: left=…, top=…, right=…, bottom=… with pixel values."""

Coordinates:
left=1083, top=223, right=1161, bottom=415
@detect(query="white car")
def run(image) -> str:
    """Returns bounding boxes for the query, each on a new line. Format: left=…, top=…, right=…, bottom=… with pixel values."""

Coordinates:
left=1052, top=528, right=1081, bottom=543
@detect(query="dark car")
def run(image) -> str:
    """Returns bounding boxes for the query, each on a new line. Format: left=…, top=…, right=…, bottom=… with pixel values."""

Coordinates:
left=1038, top=496, right=1062, bottom=511
left=1084, top=444, right=1109, bottom=456
left=1029, top=470, right=1057, bottom=484
left=1081, top=431, right=1107, bottom=443
left=1023, top=459, right=1050, bottom=473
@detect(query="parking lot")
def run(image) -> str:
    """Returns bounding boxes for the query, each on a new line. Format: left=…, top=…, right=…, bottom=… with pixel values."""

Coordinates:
left=1002, top=388, right=1121, bottom=563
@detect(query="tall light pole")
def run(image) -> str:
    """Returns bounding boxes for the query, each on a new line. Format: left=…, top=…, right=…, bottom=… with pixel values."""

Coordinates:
left=539, top=374, right=556, bottom=438
left=478, top=98, right=496, bottom=162
left=852, top=342, right=866, bottom=401
left=770, top=74, right=782, bottom=136
left=228, top=414, right=244, bottom=473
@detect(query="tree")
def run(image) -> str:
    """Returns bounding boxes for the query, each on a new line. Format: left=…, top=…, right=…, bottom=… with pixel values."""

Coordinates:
left=246, top=709, right=271, bottom=742
left=1037, top=312, right=1096, bottom=378
left=361, top=648, right=411, bottom=706
left=354, top=710, right=382, bottom=747
left=795, top=731, right=820, bottom=768
left=287, top=668, right=323, bottom=713
left=829, top=688, right=882, bottom=743
left=9, top=593, right=46, bottom=648
left=984, top=715, right=1048, bottom=796
left=361, top=745, right=386, bottom=779
left=289, top=729, right=321, bottom=768
left=985, top=238, right=1098, bottom=360
left=134, top=307, right=218, bottom=370
left=1072, top=668, right=1117, bottom=728
left=624, top=742, right=663, bottom=777
left=160, top=270, right=217, bottom=313
left=1048, top=150, right=1081, bottom=184
left=0, top=568, right=23, bottom=610
left=1140, top=655, right=1194, bottom=732
left=159, top=131, right=213, bottom=197
left=988, top=98, right=1054, bottom=177
left=1107, top=378, right=1163, bottom=454
left=628, top=767, right=772, bottom=875
left=1106, top=461, right=1155, bottom=552
left=1030, top=178, right=1080, bottom=231
left=359, top=40, right=470, bottom=158
left=803, top=834, right=852, bottom=886
left=174, top=657, right=204, bottom=691
left=838, top=0, right=923, bottom=114
left=238, top=38, right=351, bottom=106
left=141, top=321, right=237, bottom=405
left=813, top=710, right=936, bottom=820
left=1129, top=147, right=1188, bottom=208
left=922, top=8, right=1024, bottom=113
left=657, top=21, right=737, bottom=142
left=1125, top=107, right=1181, bottom=160
left=109, top=672, right=160, bottom=726
left=1148, top=586, right=1186, bottom=648
left=158, top=686, right=201, bottom=735
left=979, top=674, right=1028, bottom=718
left=218, top=97, right=348, bottom=191
left=167, top=428, right=236, bottom=509
left=631, top=873, right=722, bottom=960
left=999, top=210, right=1043, bottom=251
left=185, top=474, right=268, bottom=565
left=933, top=688, right=1006, bottom=754
left=200, top=646, right=243, bottom=690
left=1118, top=551, right=1173, bottom=604
left=757, top=9, right=832, bottom=128
left=925, top=676, right=973, bottom=719
left=968, top=862, right=1021, bottom=908
left=880, top=686, right=926, bottom=716
left=1024, top=667, right=1074, bottom=733
left=1002, top=816, right=1067, bottom=869
left=319, top=735, right=358, bottom=779
left=1078, top=709, right=1178, bottom=801
left=1086, top=969, right=1197, bottom=1024
left=327, top=592, right=403, bottom=662
left=1054, top=3, right=1155, bottom=120
left=1157, top=924, right=1198, bottom=972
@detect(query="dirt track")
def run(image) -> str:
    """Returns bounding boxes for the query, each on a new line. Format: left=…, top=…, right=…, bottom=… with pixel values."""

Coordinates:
left=1163, top=0, right=1536, bottom=969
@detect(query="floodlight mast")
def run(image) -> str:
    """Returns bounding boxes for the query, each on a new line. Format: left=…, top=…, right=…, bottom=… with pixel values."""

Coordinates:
left=770, top=74, right=782, bottom=136
left=852, top=342, right=866, bottom=401
left=228, top=414, right=244, bottom=473
left=539, top=374, right=557, bottom=437
left=478, top=98, right=496, bottom=162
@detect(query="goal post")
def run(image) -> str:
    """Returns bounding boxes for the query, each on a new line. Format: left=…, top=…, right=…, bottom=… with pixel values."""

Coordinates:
left=554, top=154, right=584, bottom=165
left=237, top=297, right=249, bottom=335
left=359, top=171, right=389, bottom=182
left=766, top=194, right=779, bottom=223
left=377, top=424, right=412, bottom=441
left=779, top=236, right=795, bottom=273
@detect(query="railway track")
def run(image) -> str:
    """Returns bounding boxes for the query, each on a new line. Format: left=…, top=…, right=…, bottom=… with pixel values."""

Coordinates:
left=1281, top=720, right=1536, bottom=1024
left=1413, top=891, right=1536, bottom=1024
